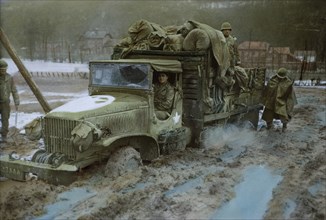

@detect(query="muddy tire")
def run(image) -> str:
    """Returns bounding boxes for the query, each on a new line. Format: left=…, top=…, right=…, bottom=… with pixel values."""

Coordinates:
left=104, top=146, right=142, bottom=178
left=242, top=109, right=260, bottom=129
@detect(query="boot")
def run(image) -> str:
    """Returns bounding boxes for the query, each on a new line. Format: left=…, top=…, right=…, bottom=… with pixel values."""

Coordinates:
left=266, top=122, right=273, bottom=130
left=282, top=123, right=287, bottom=132
left=1, top=135, right=7, bottom=143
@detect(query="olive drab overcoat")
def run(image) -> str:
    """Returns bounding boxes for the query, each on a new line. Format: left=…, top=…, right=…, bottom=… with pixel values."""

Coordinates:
left=0, top=73, right=20, bottom=105
left=262, top=75, right=297, bottom=121
left=225, top=35, right=240, bottom=67
left=154, top=82, right=174, bottom=111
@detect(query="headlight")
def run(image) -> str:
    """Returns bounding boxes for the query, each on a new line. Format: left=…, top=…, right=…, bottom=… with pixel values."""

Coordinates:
left=70, top=121, right=102, bottom=152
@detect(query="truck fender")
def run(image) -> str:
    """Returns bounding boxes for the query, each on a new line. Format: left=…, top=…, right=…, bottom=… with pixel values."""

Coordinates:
left=93, top=133, right=160, bottom=161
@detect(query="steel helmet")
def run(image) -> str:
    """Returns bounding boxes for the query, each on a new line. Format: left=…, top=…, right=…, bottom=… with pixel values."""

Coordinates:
left=0, top=59, right=8, bottom=69
left=221, top=22, right=232, bottom=31
left=276, top=67, right=287, bottom=78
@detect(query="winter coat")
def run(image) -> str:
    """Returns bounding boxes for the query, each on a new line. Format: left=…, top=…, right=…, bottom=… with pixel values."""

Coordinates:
left=154, top=82, right=174, bottom=111
left=262, top=75, right=297, bottom=121
left=225, top=35, right=241, bottom=67
left=0, top=73, right=20, bottom=105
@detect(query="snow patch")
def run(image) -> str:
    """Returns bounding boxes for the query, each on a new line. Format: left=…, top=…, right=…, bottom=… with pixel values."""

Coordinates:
left=51, top=95, right=115, bottom=113
left=3, top=58, right=88, bottom=75
left=9, top=112, right=44, bottom=130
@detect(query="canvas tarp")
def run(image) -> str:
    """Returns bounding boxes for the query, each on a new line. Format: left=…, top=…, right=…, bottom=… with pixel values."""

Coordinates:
left=187, top=20, right=230, bottom=76
left=111, top=59, right=182, bottom=73
left=128, top=19, right=165, bottom=43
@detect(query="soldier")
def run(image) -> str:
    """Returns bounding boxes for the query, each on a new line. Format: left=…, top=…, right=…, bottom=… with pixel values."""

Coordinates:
left=154, top=72, right=174, bottom=120
left=220, top=22, right=248, bottom=93
left=220, top=22, right=241, bottom=67
left=262, top=68, right=297, bottom=132
left=0, top=59, right=20, bottom=143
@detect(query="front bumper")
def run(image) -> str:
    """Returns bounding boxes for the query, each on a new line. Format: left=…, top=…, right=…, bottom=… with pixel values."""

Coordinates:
left=0, top=155, right=78, bottom=185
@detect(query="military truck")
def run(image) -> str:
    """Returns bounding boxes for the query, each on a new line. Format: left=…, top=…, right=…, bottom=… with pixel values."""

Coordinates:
left=0, top=48, right=265, bottom=185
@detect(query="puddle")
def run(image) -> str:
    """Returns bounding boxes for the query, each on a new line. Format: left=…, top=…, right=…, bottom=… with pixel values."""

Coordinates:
left=283, top=199, right=296, bottom=219
left=35, top=187, right=96, bottom=220
left=164, top=166, right=224, bottom=198
left=164, top=176, right=203, bottom=197
left=210, top=165, right=283, bottom=219
left=219, top=146, right=247, bottom=163
left=308, top=181, right=324, bottom=196
left=316, top=110, right=326, bottom=126
left=121, top=182, right=149, bottom=194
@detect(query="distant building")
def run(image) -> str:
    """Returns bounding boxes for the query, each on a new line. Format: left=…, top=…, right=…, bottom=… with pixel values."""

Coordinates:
left=266, top=47, right=301, bottom=70
left=238, top=41, right=270, bottom=67
left=293, top=50, right=317, bottom=71
left=78, top=29, right=116, bottom=61
left=294, top=50, right=316, bottom=62
left=238, top=41, right=316, bottom=71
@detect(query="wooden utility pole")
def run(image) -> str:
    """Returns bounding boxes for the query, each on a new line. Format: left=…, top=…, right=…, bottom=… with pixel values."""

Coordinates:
left=299, top=40, right=308, bottom=82
left=248, top=29, right=254, bottom=67
left=0, top=27, right=52, bottom=113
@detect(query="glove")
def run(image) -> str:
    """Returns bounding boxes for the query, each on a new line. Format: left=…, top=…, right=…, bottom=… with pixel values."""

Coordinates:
left=15, top=105, right=19, bottom=111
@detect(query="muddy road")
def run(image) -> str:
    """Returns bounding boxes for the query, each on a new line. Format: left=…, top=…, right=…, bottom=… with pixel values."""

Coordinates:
left=0, top=77, right=325, bottom=220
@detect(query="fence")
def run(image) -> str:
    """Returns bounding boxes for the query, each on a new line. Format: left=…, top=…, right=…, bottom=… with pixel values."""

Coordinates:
left=28, top=71, right=89, bottom=79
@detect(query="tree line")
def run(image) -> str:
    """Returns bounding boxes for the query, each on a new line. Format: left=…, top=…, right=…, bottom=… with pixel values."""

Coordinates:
left=1, top=0, right=325, bottom=62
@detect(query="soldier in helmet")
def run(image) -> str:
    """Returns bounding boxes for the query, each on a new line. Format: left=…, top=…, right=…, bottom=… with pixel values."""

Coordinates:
left=262, top=68, right=297, bottom=132
left=0, top=59, right=20, bottom=143
left=154, top=72, right=174, bottom=120
left=220, top=22, right=248, bottom=93
left=221, top=22, right=241, bottom=67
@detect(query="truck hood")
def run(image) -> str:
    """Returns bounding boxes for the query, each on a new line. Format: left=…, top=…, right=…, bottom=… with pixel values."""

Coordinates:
left=46, top=93, right=148, bottom=120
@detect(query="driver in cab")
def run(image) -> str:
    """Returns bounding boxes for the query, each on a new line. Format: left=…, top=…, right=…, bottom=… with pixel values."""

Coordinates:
left=154, top=72, right=174, bottom=120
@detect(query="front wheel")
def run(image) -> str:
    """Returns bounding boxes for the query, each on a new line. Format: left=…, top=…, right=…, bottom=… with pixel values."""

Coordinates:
left=104, top=146, right=142, bottom=178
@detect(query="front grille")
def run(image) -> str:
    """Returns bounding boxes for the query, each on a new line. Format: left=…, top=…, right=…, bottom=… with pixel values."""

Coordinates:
left=43, top=117, right=79, bottom=160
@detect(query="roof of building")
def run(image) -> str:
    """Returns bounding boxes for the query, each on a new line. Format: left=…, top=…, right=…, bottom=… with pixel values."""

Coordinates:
left=271, top=47, right=291, bottom=54
left=238, top=41, right=270, bottom=50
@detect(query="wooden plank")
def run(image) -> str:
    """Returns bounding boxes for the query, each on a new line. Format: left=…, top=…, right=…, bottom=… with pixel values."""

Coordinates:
left=183, top=88, right=198, bottom=94
left=183, top=65, right=199, bottom=70
left=183, top=79, right=198, bottom=84
left=203, top=104, right=263, bottom=123
left=183, top=84, right=198, bottom=89
left=183, top=74, right=199, bottom=79
left=183, top=94, right=198, bottom=99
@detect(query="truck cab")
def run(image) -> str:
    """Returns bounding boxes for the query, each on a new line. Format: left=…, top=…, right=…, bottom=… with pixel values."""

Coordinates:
left=0, top=59, right=190, bottom=185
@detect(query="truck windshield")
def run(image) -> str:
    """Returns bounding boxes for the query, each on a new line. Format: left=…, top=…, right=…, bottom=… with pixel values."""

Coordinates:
left=90, top=63, right=150, bottom=89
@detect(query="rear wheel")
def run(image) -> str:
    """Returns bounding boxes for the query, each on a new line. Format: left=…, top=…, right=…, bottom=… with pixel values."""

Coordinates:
left=242, top=109, right=260, bottom=130
left=104, top=146, right=142, bottom=178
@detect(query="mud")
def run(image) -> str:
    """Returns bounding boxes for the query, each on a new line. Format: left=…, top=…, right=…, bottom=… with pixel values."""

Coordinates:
left=0, top=78, right=325, bottom=220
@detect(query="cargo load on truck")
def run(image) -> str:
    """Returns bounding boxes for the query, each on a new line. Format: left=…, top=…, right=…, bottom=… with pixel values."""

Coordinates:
left=112, top=19, right=264, bottom=115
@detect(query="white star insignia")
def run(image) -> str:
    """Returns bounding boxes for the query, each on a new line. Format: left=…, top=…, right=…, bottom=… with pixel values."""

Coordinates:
left=173, top=112, right=180, bottom=124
